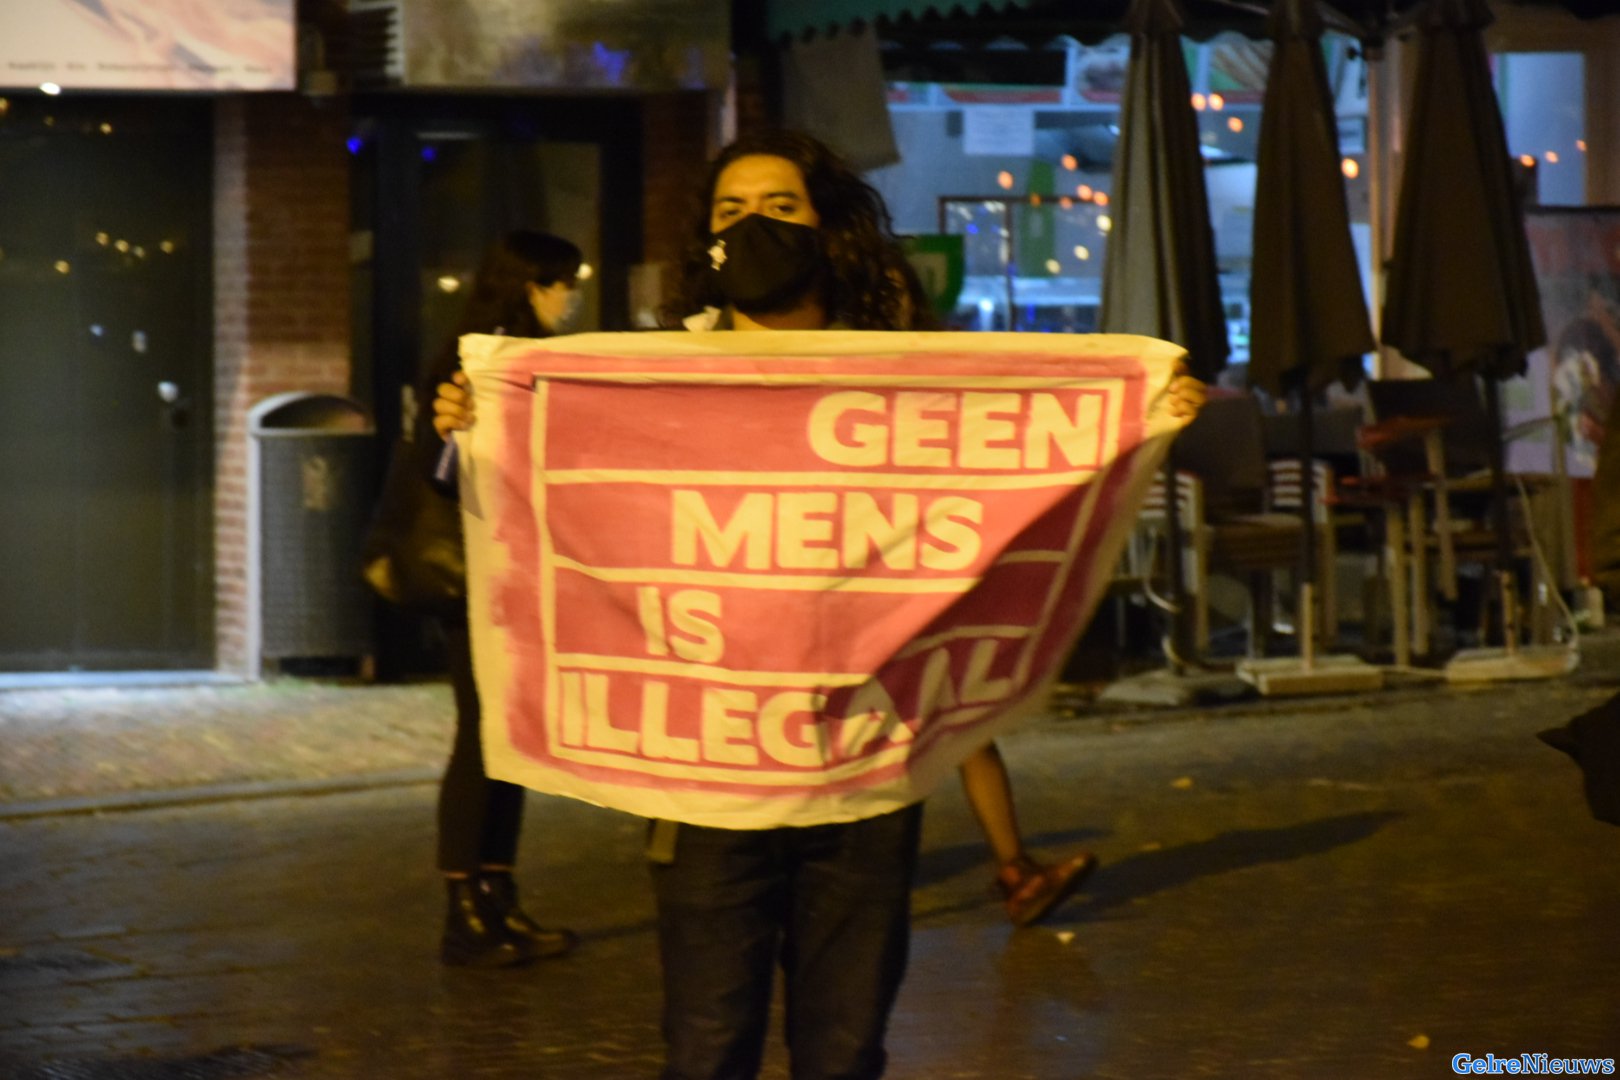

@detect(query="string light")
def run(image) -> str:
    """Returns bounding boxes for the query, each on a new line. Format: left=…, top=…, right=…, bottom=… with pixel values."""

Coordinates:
left=1342, top=158, right=1360, bottom=179
left=1228, top=117, right=1243, bottom=133
left=1061, top=154, right=1078, bottom=171
left=1076, top=184, right=1094, bottom=201
left=1209, top=93, right=1225, bottom=110
left=1045, top=258, right=1061, bottom=274
left=1073, top=245, right=1091, bottom=260
left=1191, top=92, right=1207, bottom=111
left=1029, top=193, right=1042, bottom=207
left=99, top=122, right=112, bottom=134
left=115, top=239, right=130, bottom=253
left=1545, top=150, right=1560, bottom=164
left=1094, top=191, right=1109, bottom=207
left=160, top=240, right=176, bottom=254
left=577, top=263, right=594, bottom=281
left=1519, top=153, right=1536, bottom=168
left=997, top=170, right=1014, bottom=190
left=54, top=260, right=71, bottom=274
left=95, top=232, right=110, bottom=246
left=1059, top=196, right=1073, bottom=209
left=1576, top=139, right=1587, bottom=152
left=40, top=83, right=62, bottom=96
left=1097, top=215, right=1113, bottom=233
left=437, top=275, right=461, bottom=293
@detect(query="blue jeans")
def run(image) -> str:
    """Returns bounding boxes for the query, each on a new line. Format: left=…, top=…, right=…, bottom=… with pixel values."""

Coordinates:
left=650, top=805, right=924, bottom=1080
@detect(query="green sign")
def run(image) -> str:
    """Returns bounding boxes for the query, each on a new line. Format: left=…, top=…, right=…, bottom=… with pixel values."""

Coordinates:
left=900, top=234, right=965, bottom=318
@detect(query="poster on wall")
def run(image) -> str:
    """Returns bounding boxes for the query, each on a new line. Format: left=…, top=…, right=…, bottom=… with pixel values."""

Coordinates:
left=1517, top=208, right=1620, bottom=479
left=0, top=0, right=295, bottom=91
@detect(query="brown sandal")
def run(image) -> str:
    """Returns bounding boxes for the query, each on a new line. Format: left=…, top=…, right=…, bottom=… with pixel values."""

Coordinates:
left=997, top=851, right=1098, bottom=926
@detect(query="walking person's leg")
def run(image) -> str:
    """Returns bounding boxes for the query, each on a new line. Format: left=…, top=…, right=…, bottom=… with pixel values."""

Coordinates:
left=780, top=804, right=924, bottom=1080
left=959, top=742, right=1096, bottom=926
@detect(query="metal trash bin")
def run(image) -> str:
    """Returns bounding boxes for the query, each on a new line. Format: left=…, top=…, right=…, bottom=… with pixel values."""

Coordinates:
left=248, top=392, right=377, bottom=676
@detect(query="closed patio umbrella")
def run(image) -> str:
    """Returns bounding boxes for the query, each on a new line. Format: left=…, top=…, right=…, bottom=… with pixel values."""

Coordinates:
left=1246, top=0, right=1376, bottom=677
left=1098, top=0, right=1229, bottom=673
left=1381, top=0, right=1547, bottom=658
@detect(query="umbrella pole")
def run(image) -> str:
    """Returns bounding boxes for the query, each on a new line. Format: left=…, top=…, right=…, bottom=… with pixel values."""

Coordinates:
left=1295, top=389, right=1318, bottom=669
left=1483, top=376, right=1518, bottom=655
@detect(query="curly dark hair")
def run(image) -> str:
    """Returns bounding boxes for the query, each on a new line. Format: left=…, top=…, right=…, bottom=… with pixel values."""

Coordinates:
left=660, top=130, right=936, bottom=332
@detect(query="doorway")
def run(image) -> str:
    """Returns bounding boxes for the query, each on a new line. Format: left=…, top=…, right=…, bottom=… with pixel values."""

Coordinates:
left=0, top=97, right=214, bottom=672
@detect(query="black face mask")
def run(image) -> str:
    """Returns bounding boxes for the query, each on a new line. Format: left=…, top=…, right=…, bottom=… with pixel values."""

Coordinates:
left=708, top=213, right=824, bottom=315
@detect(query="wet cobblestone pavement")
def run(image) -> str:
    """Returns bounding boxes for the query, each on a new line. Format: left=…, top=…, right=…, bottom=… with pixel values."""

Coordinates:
left=2, top=666, right=1619, bottom=1078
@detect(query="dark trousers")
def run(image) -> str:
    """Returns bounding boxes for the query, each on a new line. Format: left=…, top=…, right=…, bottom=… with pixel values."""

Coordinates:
left=436, top=619, right=525, bottom=873
left=650, top=804, right=923, bottom=1080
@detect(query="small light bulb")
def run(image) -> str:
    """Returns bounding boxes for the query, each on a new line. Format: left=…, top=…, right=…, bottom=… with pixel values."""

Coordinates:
left=1045, top=258, right=1061, bottom=274
left=1342, top=158, right=1360, bottom=179
left=1191, top=93, right=1207, bottom=111
left=1097, top=215, right=1112, bottom=233
left=577, top=263, right=594, bottom=281
left=1228, top=117, right=1244, bottom=133
left=997, top=171, right=1014, bottom=191
left=40, top=83, right=62, bottom=96
left=1094, top=192, right=1110, bottom=207
left=1209, top=93, right=1225, bottom=111
left=1061, top=154, right=1078, bottom=171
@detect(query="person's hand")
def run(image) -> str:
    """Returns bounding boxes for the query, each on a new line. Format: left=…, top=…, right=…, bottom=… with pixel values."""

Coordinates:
left=1166, top=361, right=1206, bottom=420
left=432, top=371, right=476, bottom=440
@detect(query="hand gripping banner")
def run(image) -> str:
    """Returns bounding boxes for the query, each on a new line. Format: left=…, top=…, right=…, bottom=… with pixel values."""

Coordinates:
left=459, top=330, right=1187, bottom=828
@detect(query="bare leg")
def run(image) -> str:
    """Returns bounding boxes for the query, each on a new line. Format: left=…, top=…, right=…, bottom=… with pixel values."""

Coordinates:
left=958, top=742, right=1024, bottom=866
left=959, top=741, right=1097, bottom=927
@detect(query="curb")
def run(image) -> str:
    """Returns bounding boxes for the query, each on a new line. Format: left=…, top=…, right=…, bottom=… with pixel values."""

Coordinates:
left=0, top=767, right=441, bottom=821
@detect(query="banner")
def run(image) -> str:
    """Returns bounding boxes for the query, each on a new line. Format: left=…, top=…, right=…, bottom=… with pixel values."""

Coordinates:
left=461, top=330, right=1185, bottom=828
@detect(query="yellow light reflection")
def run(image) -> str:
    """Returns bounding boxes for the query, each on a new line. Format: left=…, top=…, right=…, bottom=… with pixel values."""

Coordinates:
left=115, top=239, right=130, bottom=253
left=160, top=240, right=176, bottom=254
left=99, top=122, right=113, bottom=135
left=437, top=275, right=461, bottom=293
left=95, top=232, right=110, bottom=246
left=55, top=260, right=71, bottom=274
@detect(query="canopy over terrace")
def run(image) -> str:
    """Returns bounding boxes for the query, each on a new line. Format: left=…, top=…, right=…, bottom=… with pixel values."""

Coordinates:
left=760, top=0, right=1616, bottom=49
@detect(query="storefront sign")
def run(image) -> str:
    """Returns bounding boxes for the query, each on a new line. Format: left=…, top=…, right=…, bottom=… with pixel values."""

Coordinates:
left=460, top=330, right=1184, bottom=827
left=963, top=107, right=1036, bottom=157
left=0, top=0, right=294, bottom=91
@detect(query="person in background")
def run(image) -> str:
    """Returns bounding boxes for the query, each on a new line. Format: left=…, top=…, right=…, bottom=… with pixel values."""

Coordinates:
left=426, top=230, right=584, bottom=968
left=435, top=133, right=1204, bottom=1076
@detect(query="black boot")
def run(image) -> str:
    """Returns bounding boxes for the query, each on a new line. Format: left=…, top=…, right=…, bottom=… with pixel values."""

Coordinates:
left=476, top=870, right=579, bottom=959
left=440, top=876, right=539, bottom=968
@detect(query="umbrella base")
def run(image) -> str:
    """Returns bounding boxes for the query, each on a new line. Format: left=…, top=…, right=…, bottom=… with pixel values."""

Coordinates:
left=1236, top=654, right=1386, bottom=697
left=1444, top=644, right=1578, bottom=684
left=1097, top=666, right=1256, bottom=708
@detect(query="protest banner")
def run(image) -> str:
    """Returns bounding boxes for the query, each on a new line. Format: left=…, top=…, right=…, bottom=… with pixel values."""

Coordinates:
left=460, top=330, right=1186, bottom=828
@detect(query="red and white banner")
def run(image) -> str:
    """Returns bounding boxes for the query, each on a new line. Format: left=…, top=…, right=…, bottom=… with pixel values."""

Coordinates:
left=461, top=330, right=1186, bottom=828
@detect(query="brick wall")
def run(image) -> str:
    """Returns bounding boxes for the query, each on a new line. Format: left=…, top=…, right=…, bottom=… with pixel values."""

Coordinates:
left=214, top=94, right=352, bottom=675
left=639, top=92, right=720, bottom=323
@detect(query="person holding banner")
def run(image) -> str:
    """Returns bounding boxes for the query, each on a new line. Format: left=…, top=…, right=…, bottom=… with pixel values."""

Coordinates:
left=434, top=133, right=1205, bottom=1079
left=420, top=230, right=585, bottom=968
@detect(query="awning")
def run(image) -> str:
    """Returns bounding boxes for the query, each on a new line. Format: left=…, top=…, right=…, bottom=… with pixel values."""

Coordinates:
left=766, top=0, right=1038, bottom=43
